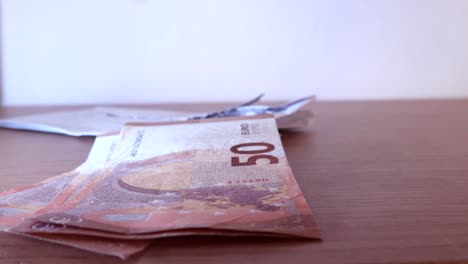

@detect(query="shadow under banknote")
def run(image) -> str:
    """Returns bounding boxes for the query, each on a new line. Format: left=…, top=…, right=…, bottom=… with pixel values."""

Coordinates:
left=145, top=235, right=321, bottom=256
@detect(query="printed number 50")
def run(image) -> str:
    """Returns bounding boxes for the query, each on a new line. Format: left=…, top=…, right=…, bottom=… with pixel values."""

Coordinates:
left=230, top=142, right=279, bottom=166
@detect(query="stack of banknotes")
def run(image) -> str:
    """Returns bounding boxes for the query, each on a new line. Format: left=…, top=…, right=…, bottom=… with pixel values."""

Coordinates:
left=0, top=95, right=314, bottom=136
left=0, top=114, right=320, bottom=258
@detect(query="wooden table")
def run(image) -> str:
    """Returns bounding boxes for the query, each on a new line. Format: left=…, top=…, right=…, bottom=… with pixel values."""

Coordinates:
left=1, top=100, right=468, bottom=264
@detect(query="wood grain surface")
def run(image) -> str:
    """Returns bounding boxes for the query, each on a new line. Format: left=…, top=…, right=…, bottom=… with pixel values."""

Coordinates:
left=1, top=100, right=468, bottom=264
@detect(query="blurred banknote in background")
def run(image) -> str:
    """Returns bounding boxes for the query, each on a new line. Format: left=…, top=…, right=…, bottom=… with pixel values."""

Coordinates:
left=0, top=115, right=320, bottom=258
left=0, top=95, right=314, bottom=136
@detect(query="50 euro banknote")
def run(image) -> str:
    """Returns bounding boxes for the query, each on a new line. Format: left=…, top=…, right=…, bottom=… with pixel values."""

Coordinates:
left=0, top=135, right=152, bottom=259
left=25, top=115, right=320, bottom=239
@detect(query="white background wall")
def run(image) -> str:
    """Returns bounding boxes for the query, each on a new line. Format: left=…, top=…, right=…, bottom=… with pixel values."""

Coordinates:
left=1, top=0, right=468, bottom=106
